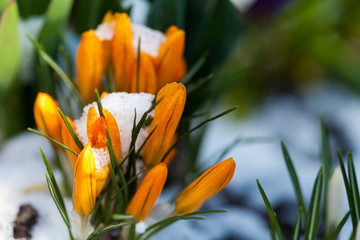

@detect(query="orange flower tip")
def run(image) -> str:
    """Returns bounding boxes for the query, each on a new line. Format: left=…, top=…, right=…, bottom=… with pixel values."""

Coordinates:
left=174, top=158, right=236, bottom=215
left=142, top=82, right=186, bottom=166
left=73, top=143, right=97, bottom=218
left=33, top=92, right=63, bottom=143
left=126, top=163, right=168, bottom=221
left=76, top=30, right=105, bottom=104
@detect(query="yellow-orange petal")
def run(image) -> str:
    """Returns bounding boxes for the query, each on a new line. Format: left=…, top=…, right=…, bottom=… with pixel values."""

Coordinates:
left=87, top=106, right=121, bottom=161
left=126, top=163, right=168, bottom=221
left=131, top=51, right=157, bottom=94
left=142, top=83, right=186, bottom=167
left=174, top=158, right=236, bottom=215
left=94, top=160, right=109, bottom=197
left=60, top=116, right=81, bottom=167
left=33, top=92, right=62, bottom=143
left=111, top=13, right=135, bottom=92
left=101, top=10, right=114, bottom=23
left=100, top=91, right=109, bottom=99
left=73, top=143, right=97, bottom=217
left=76, top=30, right=105, bottom=103
left=163, top=134, right=178, bottom=165
left=156, top=26, right=185, bottom=90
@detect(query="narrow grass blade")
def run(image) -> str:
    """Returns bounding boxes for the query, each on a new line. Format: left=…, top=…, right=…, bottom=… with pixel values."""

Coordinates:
left=138, top=210, right=225, bottom=240
left=161, top=106, right=238, bottom=162
left=182, top=51, right=209, bottom=86
left=326, top=211, right=350, bottom=240
left=186, top=74, right=213, bottom=95
left=292, top=207, right=302, bottom=240
left=27, top=34, right=84, bottom=107
left=112, top=214, right=134, bottom=221
left=348, top=152, right=360, bottom=222
left=29, top=128, right=78, bottom=156
left=257, top=179, right=284, bottom=240
left=136, top=37, right=141, bottom=93
left=58, top=108, right=84, bottom=150
left=95, top=89, right=104, bottom=117
left=281, top=140, right=307, bottom=218
left=135, top=124, right=158, bottom=156
left=87, top=218, right=136, bottom=240
left=305, top=168, right=323, bottom=240
left=337, top=149, right=356, bottom=228
left=320, top=115, right=332, bottom=218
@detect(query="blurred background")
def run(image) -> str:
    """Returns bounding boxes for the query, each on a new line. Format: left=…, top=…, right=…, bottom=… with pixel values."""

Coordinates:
left=1, top=0, right=360, bottom=239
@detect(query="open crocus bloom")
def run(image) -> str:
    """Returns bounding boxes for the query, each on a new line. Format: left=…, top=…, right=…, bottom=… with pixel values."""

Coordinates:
left=75, top=12, right=186, bottom=103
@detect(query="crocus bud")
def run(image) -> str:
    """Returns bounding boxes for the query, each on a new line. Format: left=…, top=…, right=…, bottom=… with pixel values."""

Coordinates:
left=174, top=158, right=236, bottom=215
left=33, top=92, right=62, bottom=143
left=156, top=26, right=185, bottom=90
left=326, top=167, right=343, bottom=230
left=73, top=143, right=97, bottom=218
left=86, top=106, right=121, bottom=161
left=112, top=13, right=135, bottom=92
left=60, top=116, right=81, bottom=167
left=142, top=83, right=186, bottom=166
left=126, top=163, right=168, bottom=221
left=76, top=30, right=105, bottom=103
left=131, top=51, right=157, bottom=94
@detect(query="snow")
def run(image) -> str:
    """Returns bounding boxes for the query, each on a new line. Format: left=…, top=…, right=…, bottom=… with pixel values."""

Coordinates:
left=95, top=22, right=166, bottom=58
left=74, top=92, right=155, bottom=166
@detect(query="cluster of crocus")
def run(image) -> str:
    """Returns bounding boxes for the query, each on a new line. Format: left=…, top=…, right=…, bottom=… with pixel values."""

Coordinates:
left=76, top=12, right=186, bottom=103
left=34, top=82, right=236, bottom=235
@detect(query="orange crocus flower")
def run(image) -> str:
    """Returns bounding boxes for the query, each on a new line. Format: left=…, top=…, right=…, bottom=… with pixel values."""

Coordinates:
left=60, top=116, right=81, bottom=167
left=76, top=30, right=105, bottom=103
left=156, top=26, right=186, bottom=90
left=174, top=158, right=236, bottom=215
left=33, top=92, right=62, bottom=143
left=142, top=82, right=186, bottom=167
left=72, top=143, right=97, bottom=218
left=86, top=106, right=121, bottom=161
left=111, top=13, right=135, bottom=92
left=126, top=163, right=168, bottom=221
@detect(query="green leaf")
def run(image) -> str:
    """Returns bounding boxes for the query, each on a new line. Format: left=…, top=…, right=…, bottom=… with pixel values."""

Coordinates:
left=337, top=149, right=357, bottom=229
left=161, top=106, right=238, bottom=162
left=112, top=214, right=133, bottom=221
left=320, top=115, right=332, bottom=217
left=325, top=211, right=350, bottom=240
left=37, top=0, right=73, bottom=56
left=58, top=108, right=84, bottom=150
left=87, top=218, right=136, bottom=240
left=256, top=179, right=284, bottom=240
left=0, top=0, right=21, bottom=93
left=182, top=51, right=209, bottom=86
left=138, top=210, right=226, bottom=240
left=292, top=207, right=302, bottom=240
left=281, top=140, right=307, bottom=218
left=304, top=168, right=323, bottom=240
left=0, top=0, right=10, bottom=13
left=95, top=89, right=104, bottom=117
left=28, top=128, right=78, bottom=156
left=27, top=34, right=85, bottom=108
left=148, top=0, right=186, bottom=31
left=348, top=152, right=360, bottom=222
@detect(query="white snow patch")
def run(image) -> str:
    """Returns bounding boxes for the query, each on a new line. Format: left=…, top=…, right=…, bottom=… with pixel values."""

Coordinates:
left=95, top=22, right=166, bottom=58
left=75, top=92, right=155, bottom=161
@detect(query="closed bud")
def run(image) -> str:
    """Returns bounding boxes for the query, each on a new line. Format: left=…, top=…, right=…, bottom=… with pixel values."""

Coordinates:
left=174, top=158, right=236, bottom=215
left=142, top=83, right=186, bottom=166
left=156, top=26, right=186, bottom=90
left=33, top=92, right=62, bottom=143
left=111, top=13, right=135, bottom=92
left=76, top=30, right=105, bottom=103
left=126, top=163, right=168, bottom=221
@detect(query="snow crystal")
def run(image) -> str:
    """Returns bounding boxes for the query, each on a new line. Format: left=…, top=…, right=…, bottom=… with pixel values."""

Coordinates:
left=92, top=147, right=110, bottom=171
left=75, top=92, right=155, bottom=167
left=95, top=22, right=115, bottom=41
left=94, top=22, right=166, bottom=58
left=131, top=23, right=166, bottom=58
